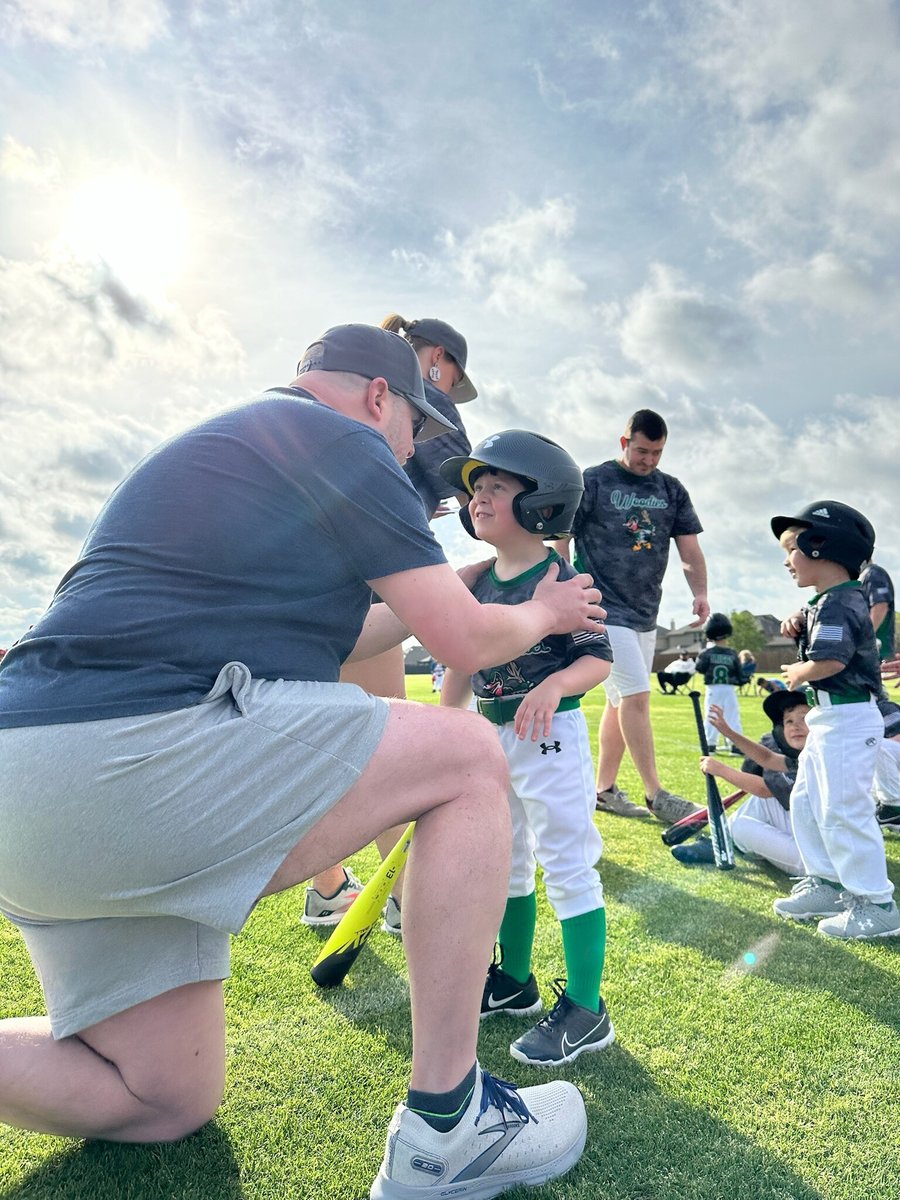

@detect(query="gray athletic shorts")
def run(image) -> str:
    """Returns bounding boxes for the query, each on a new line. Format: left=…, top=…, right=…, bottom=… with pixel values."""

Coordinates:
left=0, top=662, right=389, bottom=1038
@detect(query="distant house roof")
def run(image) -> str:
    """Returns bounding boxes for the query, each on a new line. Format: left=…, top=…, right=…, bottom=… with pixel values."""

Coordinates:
left=404, top=643, right=432, bottom=667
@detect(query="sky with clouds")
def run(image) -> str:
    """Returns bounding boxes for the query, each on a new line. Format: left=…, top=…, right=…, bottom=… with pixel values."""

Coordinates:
left=1, top=0, right=898, bottom=646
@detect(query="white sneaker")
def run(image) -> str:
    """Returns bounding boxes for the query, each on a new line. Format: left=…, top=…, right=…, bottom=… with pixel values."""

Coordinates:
left=370, top=1066, right=587, bottom=1199
left=818, top=897, right=900, bottom=940
left=301, top=868, right=363, bottom=926
left=382, top=894, right=402, bottom=937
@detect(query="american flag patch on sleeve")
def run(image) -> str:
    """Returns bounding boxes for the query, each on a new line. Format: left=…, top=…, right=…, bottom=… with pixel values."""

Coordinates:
left=813, top=625, right=844, bottom=642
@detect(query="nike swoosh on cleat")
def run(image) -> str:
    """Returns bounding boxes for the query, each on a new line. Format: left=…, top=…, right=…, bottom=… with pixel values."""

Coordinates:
left=487, top=989, right=524, bottom=1009
left=561, top=1021, right=607, bottom=1055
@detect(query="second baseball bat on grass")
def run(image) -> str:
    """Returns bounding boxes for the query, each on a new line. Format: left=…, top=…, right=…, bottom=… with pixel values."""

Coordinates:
left=661, top=788, right=746, bottom=846
left=688, top=690, right=735, bottom=870
left=310, top=821, right=415, bottom=988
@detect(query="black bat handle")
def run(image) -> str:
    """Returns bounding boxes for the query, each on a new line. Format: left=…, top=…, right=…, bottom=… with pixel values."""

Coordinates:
left=689, top=690, right=711, bottom=755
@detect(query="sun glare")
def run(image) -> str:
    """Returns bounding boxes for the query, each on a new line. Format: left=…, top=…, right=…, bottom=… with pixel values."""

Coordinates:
left=61, top=169, right=189, bottom=299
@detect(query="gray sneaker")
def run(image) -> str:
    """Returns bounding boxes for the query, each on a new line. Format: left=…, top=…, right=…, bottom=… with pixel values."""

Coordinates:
left=381, top=894, right=402, bottom=938
left=646, top=788, right=702, bottom=825
left=370, top=1066, right=587, bottom=1198
left=817, top=897, right=900, bottom=940
left=773, top=876, right=845, bottom=922
left=301, top=868, right=364, bottom=926
left=596, top=785, right=652, bottom=819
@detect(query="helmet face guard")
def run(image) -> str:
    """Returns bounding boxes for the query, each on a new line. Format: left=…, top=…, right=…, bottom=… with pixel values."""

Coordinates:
left=440, top=430, right=584, bottom=541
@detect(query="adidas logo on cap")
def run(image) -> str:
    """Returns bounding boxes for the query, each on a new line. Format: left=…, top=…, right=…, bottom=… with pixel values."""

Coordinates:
left=811, top=507, right=830, bottom=518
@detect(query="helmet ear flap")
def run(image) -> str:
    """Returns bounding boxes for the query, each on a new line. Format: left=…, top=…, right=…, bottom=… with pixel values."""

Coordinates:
left=458, top=503, right=477, bottom=539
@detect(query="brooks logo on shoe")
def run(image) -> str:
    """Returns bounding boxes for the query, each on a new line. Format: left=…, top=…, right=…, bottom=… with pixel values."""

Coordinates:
left=411, top=1155, right=445, bottom=1177
left=452, top=1122, right=526, bottom=1182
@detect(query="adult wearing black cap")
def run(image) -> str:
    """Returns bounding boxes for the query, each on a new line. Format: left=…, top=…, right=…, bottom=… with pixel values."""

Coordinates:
left=0, top=323, right=601, bottom=1194
left=310, top=313, right=480, bottom=936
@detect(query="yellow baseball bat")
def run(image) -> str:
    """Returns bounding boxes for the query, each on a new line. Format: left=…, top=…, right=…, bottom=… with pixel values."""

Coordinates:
left=310, top=822, right=415, bottom=987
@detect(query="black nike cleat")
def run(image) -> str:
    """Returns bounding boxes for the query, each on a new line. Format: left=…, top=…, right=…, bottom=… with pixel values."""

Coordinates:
left=509, top=980, right=615, bottom=1067
left=480, top=952, right=542, bottom=1020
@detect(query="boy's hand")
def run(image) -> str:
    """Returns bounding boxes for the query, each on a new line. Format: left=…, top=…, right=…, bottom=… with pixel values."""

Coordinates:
left=781, top=610, right=806, bottom=640
left=700, top=755, right=724, bottom=778
left=782, top=661, right=808, bottom=690
left=707, top=704, right=731, bottom=736
left=514, top=679, right=564, bottom=742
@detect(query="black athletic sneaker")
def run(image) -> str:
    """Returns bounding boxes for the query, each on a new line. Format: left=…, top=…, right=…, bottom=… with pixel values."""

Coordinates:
left=877, top=803, right=900, bottom=833
left=480, top=953, right=542, bottom=1020
left=509, top=980, right=615, bottom=1067
left=672, top=836, right=715, bottom=865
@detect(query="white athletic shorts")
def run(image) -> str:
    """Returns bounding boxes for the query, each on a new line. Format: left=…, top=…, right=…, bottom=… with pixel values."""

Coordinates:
left=0, top=662, right=389, bottom=1037
left=602, top=625, right=657, bottom=705
left=494, top=709, right=604, bottom=920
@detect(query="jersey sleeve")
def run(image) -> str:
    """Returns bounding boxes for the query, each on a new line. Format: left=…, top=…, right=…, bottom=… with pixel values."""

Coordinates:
left=668, top=478, right=704, bottom=538
left=806, top=592, right=861, bottom=665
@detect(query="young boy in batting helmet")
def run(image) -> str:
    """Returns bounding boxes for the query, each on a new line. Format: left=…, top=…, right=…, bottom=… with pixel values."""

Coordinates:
left=695, top=612, right=744, bottom=754
left=771, top=500, right=900, bottom=938
left=439, top=431, right=616, bottom=1067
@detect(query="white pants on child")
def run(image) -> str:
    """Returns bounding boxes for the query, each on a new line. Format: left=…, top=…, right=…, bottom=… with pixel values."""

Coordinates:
left=790, top=700, right=893, bottom=902
left=495, top=708, right=604, bottom=921
left=874, top=739, right=900, bottom=805
left=704, top=684, right=741, bottom=747
left=731, top=795, right=803, bottom=876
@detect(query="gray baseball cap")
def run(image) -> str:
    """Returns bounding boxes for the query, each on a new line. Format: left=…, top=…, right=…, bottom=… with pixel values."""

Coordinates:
left=297, top=324, right=458, bottom=442
left=406, top=318, right=478, bottom=404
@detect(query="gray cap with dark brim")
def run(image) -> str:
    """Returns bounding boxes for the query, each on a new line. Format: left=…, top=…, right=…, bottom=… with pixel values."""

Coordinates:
left=405, top=318, right=478, bottom=404
left=297, top=324, right=458, bottom=442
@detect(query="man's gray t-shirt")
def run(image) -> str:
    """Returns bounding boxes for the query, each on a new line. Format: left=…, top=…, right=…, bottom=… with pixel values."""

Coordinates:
left=0, top=389, right=446, bottom=727
left=571, top=460, right=703, bottom=631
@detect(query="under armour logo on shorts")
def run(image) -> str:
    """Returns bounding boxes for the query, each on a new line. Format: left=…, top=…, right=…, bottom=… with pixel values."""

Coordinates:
left=540, top=741, right=562, bottom=754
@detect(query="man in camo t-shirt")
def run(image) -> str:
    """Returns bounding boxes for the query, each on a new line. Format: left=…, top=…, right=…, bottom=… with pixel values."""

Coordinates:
left=554, top=409, right=709, bottom=825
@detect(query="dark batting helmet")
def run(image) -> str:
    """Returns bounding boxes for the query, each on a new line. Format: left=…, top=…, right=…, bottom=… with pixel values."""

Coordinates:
left=704, top=612, right=733, bottom=641
left=440, top=430, right=584, bottom=539
left=771, top=501, right=875, bottom=579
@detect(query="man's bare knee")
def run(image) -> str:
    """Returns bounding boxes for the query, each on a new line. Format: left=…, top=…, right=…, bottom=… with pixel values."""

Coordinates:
left=452, top=714, right=509, bottom=793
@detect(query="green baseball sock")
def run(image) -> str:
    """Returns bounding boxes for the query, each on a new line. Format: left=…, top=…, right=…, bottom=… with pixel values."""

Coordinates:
left=498, top=892, right=537, bottom=984
left=561, top=906, right=607, bottom=1012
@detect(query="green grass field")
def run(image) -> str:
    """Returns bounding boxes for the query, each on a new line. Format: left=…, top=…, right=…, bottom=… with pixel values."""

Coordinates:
left=2, top=679, right=899, bottom=1200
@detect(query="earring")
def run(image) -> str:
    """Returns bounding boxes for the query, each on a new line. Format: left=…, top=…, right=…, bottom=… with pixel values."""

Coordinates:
left=429, top=364, right=441, bottom=382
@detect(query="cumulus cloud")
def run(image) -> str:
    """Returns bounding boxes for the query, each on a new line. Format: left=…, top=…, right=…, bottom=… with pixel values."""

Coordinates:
left=619, top=265, right=760, bottom=384
left=685, top=0, right=900, bottom=256
left=0, top=136, right=61, bottom=188
left=0, top=0, right=169, bottom=51
left=438, top=200, right=588, bottom=321
left=745, top=252, right=898, bottom=327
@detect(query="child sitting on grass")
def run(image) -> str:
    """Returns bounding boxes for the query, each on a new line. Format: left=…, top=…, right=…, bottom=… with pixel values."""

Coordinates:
left=684, top=693, right=808, bottom=875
